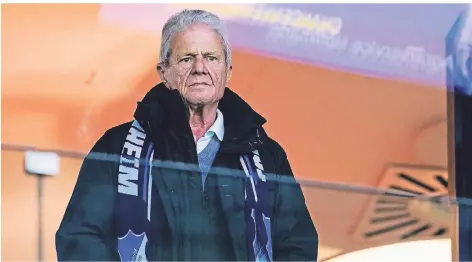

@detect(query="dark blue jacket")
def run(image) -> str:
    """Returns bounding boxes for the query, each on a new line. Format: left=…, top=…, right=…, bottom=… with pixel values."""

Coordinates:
left=56, top=83, right=318, bottom=261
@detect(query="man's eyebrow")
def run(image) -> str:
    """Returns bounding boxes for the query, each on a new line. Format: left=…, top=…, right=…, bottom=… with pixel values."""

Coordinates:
left=180, top=51, right=220, bottom=57
left=202, top=51, right=218, bottom=56
left=180, top=52, right=198, bottom=57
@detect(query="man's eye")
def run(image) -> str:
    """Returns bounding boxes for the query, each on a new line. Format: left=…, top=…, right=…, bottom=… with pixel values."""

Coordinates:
left=206, top=56, right=217, bottom=61
left=181, top=57, right=192, bottom=63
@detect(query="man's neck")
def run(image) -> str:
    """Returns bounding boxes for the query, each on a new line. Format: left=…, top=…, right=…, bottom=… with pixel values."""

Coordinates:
left=188, top=103, right=218, bottom=141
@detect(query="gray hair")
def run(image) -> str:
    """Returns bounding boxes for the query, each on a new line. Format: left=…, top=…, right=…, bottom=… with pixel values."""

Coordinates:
left=159, top=9, right=232, bottom=66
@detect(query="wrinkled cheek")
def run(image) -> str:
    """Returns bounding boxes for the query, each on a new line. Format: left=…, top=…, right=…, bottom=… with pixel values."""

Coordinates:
left=216, top=77, right=226, bottom=100
left=212, top=76, right=222, bottom=86
left=164, top=70, right=178, bottom=89
left=179, top=70, right=192, bottom=92
left=166, top=69, right=188, bottom=91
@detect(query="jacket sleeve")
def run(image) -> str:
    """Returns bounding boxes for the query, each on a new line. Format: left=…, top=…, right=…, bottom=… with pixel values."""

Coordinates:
left=56, top=131, right=121, bottom=261
left=272, top=145, right=318, bottom=261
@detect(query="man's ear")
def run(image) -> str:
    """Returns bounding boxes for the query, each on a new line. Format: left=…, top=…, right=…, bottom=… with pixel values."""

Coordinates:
left=226, top=65, right=233, bottom=86
left=156, top=63, right=167, bottom=84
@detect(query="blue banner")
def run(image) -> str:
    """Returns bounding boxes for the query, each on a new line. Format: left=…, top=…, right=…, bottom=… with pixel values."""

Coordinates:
left=224, top=4, right=468, bottom=87
left=100, top=4, right=469, bottom=87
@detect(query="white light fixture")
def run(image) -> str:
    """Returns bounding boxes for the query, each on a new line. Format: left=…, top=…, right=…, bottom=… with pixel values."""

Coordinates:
left=24, top=150, right=61, bottom=262
left=25, top=150, right=60, bottom=176
left=325, top=239, right=451, bottom=262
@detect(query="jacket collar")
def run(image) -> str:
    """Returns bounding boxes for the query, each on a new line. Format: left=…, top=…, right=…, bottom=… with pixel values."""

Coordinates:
left=133, top=83, right=267, bottom=153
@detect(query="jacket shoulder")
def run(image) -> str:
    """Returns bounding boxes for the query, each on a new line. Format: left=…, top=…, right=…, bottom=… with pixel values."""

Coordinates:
left=91, top=121, right=134, bottom=155
left=265, top=137, right=287, bottom=158
left=260, top=129, right=288, bottom=160
left=257, top=130, right=291, bottom=175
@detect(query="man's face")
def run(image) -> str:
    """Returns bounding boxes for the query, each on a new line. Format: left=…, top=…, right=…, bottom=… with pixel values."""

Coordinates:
left=160, top=24, right=231, bottom=106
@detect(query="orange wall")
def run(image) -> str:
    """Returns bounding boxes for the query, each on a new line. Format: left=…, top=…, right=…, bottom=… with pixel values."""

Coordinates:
left=1, top=150, right=83, bottom=261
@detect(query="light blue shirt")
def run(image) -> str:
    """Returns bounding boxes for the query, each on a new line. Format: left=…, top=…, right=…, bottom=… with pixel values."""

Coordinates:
left=194, top=109, right=224, bottom=154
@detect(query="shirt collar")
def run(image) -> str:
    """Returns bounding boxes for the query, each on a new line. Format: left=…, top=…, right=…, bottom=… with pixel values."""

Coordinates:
left=207, top=109, right=224, bottom=141
left=193, top=109, right=225, bottom=142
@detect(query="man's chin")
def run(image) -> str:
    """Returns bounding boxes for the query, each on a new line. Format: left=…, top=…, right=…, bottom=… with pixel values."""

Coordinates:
left=184, top=97, right=218, bottom=109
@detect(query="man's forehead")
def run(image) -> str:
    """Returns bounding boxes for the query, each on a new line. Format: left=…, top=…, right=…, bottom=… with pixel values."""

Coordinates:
left=171, top=25, right=225, bottom=55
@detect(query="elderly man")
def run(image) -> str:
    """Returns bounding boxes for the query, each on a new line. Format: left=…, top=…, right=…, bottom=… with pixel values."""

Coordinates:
left=56, top=9, right=318, bottom=261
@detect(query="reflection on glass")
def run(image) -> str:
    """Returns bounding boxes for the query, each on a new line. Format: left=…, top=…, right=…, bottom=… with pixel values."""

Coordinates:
left=447, top=4, right=472, bottom=95
left=325, top=239, right=451, bottom=262
left=1, top=147, right=459, bottom=261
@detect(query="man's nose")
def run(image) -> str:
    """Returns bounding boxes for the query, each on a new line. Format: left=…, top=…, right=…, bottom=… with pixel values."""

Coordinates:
left=192, top=56, right=208, bottom=74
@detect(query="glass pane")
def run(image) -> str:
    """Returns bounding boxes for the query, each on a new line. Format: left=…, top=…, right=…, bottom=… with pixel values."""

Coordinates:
left=3, top=3, right=470, bottom=262
left=2, top=147, right=463, bottom=261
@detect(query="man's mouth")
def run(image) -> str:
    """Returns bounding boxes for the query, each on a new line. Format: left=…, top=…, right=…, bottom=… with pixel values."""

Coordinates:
left=189, top=82, right=209, bottom=87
